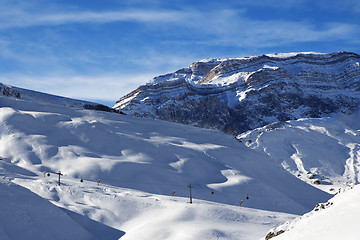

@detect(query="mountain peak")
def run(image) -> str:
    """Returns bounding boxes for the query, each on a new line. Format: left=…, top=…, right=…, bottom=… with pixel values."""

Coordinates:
left=114, top=51, right=360, bottom=134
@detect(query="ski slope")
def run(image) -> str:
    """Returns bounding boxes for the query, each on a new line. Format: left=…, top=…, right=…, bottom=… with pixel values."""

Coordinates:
left=10, top=172, right=296, bottom=240
left=0, top=161, right=124, bottom=240
left=0, top=88, right=333, bottom=239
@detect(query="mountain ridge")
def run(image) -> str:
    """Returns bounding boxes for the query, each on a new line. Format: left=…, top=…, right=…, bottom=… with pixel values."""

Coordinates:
left=114, top=51, right=360, bottom=135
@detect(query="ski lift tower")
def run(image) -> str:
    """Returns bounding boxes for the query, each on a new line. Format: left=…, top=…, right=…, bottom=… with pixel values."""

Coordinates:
left=187, top=184, right=193, bottom=204
left=55, top=171, right=63, bottom=186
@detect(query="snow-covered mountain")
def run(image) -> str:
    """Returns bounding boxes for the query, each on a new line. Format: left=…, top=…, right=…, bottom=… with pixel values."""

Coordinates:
left=236, top=110, right=360, bottom=193
left=1, top=83, right=333, bottom=239
left=114, top=51, right=360, bottom=135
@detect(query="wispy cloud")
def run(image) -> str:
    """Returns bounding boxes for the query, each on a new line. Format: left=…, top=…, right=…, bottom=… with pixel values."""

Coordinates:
left=227, top=0, right=360, bottom=12
left=169, top=9, right=360, bottom=48
left=0, top=1, right=358, bottom=47
left=0, top=9, right=186, bottom=29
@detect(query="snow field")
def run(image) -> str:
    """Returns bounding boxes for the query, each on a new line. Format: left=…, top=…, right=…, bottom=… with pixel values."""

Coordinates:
left=0, top=166, right=124, bottom=240
left=12, top=172, right=296, bottom=240
left=0, top=96, right=331, bottom=215
left=0, top=93, right=335, bottom=239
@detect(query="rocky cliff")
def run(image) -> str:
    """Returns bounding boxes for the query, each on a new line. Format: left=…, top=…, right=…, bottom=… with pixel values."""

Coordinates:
left=114, top=52, right=360, bottom=134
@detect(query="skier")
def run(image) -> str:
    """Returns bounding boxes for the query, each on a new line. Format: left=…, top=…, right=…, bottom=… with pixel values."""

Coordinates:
left=97, top=178, right=100, bottom=186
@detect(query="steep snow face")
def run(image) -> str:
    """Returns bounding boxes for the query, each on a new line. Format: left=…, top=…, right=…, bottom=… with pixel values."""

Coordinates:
left=114, top=51, right=360, bottom=134
left=237, top=109, right=360, bottom=193
left=0, top=94, right=331, bottom=215
left=265, top=185, right=360, bottom=240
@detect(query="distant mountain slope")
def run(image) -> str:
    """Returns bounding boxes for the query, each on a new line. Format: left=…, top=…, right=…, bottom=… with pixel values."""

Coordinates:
left=236, top=109, right=360, bottom=192
left=114, top=52, right=360, bottom=134
left=0, top=89, right=330, bottom=215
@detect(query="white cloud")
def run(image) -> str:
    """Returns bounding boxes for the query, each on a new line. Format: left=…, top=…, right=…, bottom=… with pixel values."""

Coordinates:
left=168, top=9, right=360, bottom=48
left=0, top=73, right=155, bottom=102
left=0, top=8, right=187, bottom=29
left=0, top=2, right=358, bottom=48
left=231, top=0, right=307, bottom=9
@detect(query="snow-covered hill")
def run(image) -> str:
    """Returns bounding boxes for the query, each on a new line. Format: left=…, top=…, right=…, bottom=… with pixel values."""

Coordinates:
left=0, top=82, right=95, bottom=108
left=236, top=109, right=360, bottom=192
left=265, top=185, right=360, bottom=240
left=1, top=88, right=331, bottom=214
left=114, top=51, right=360, bottom=135
left=0, top=161, right=124, bottom=240
left=0, top=84, right=333, bottom=239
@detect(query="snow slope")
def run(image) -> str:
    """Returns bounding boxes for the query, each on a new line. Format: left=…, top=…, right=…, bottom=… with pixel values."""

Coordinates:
left=0, top=162, right=124, bottom=240
left=266, top=185, right=360, bottom=240
left=12, top=175, right=296, bottom=240
left=0, top=93, right=330, bottom=215
left=237, top=109, right=360, bottom=193
left=0, top=85, right=333, bottom=239
left=0, top=82, right=95, bottom=107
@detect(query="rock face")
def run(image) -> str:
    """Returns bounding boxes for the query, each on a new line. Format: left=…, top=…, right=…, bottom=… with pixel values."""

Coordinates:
left=114, top=52, right=360, bottom=134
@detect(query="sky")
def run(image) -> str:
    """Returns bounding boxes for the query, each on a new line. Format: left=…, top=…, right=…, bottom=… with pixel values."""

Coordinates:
left=0, top=0, right=359, bottom=106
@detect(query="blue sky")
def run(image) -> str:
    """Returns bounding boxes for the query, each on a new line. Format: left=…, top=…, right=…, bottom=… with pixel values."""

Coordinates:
left=0, top=0, right=359, bottom=106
